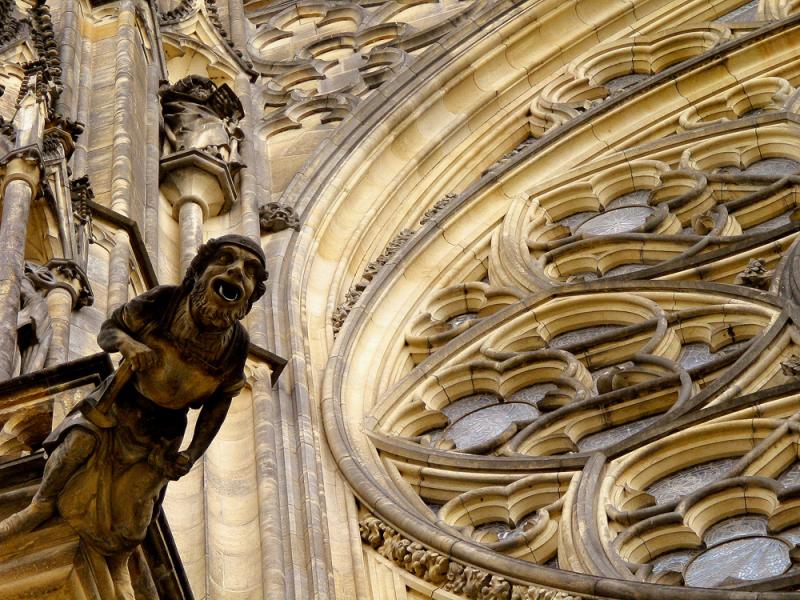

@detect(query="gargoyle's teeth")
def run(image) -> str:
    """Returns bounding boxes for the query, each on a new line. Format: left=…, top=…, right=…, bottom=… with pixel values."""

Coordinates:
left=215, top=281, right=242, bottom=302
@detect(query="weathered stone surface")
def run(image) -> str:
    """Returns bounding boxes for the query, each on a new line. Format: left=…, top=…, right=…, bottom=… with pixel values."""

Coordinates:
left=0, top=236, right=267, bottom=598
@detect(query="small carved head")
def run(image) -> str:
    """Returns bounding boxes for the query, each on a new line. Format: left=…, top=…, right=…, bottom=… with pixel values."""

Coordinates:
left=183, top=235, right=268, bottom=330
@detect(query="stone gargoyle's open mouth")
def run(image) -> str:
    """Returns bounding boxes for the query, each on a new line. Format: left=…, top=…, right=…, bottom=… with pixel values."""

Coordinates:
left=213, top=278, right=243, bottom=303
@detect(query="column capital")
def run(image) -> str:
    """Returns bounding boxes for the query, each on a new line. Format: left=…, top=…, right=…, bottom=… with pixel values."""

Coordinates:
left=0, top=146, right=44, bottom=195
left=160, top=150, right=238, bottom=220
left=24, top=260, right=94, bottom=310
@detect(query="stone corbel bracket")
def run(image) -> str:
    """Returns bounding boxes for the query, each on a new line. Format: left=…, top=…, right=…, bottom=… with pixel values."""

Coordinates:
left=159, top=148, right=238, bottom=219
left=41, top=123, right=83, bottom=164
left=0, top=145, right=44, bottom=196
left=246, top=342, right=287, bottom=387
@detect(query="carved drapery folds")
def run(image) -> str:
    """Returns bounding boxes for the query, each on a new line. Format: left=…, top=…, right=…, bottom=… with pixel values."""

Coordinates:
left=160, top=74, right=244, bottom=170
left=14, top=265, right=52, bottom=377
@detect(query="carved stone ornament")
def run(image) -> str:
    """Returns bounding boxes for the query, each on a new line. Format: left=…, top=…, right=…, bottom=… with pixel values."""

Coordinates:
left=359, top=515, right=581, bottom=600
left=14, top=265, right=53, bottom=378
left=160, top=75, right=245, bottom=170
left=259, top=201, right=300, bottom=234
left=0, top=115, right=15, bottom=150
left=0, top=235, right=269, bottom=599
left=780, top=354, right=800, bottom=378
left=734, top=258, right=772, bottom=290
left=332, top=228, right=414, bottom=335
left=420, top=192, right=457, bottom=225
left=0, top=0, right=21, bottom=47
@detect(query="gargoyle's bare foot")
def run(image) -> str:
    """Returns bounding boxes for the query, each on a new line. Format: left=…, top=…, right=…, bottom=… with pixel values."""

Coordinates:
left=0, top=499, right=55, bottom=542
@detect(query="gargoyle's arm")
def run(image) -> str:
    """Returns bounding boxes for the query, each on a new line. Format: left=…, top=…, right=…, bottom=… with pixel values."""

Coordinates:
left=184, top=395, right=232, bottom=463
left=98, top=318, right=136, bottom=353
left=98, top=318, right=160, bottom=371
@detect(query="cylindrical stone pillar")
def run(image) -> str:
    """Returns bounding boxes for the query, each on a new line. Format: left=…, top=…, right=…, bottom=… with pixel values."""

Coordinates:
left=56, top=0, right=81, bottom=120
left=45, top=286, right=73, bottom=368
left=250, top=366, right=286, bottom=598
left=234, top=74, right=269, bottom=348
left=178, top=200, right=205, bottom=272
left=0, top=178, right=34, bottom=380
left=107, top=230, right=130, bottom=315
left=164, top=197, right=208, bottom=597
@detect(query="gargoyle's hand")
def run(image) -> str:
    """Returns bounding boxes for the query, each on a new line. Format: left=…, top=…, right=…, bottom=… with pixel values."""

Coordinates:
left=148, top=448, right=194, bottom=481
left=120, top=340, right=159, bottom=372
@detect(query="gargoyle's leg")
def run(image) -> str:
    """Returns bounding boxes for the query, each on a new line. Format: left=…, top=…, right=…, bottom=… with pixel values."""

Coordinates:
left=0, top=428, right=96, bottom=541
left=107, top=552, right=135, bottom=600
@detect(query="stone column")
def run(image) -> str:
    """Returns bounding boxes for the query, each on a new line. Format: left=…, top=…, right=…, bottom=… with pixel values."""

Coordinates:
left=165, top=197, right=208, bottom=597
left=104, top=0, right=136, bottom=317
left=0, top=157, right=40, bottom=380
left=234, top=74, right=269, bottom=347
left=107, top=230, right=130, bottom=314
left=56, top=0, right=81, bottom=120
left=45, top=286, right=74, bottom=367
left=249, top=364, right=286, bottom=598
left=178, top=199, right=205, bottom=271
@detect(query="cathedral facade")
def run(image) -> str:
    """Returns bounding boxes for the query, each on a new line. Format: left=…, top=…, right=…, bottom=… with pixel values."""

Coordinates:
left=1, top=0, right=800, bottom=598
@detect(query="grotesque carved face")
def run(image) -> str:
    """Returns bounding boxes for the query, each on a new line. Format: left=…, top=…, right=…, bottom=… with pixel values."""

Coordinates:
left=189, top=244, right=262, bottom=331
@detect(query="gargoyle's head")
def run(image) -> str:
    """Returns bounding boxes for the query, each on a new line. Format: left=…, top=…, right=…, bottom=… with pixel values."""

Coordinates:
left=183, top=235, right=268, bottom=331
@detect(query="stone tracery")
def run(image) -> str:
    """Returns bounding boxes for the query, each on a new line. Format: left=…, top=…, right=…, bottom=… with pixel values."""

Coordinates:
left=323, top=3, right=800, bottom=597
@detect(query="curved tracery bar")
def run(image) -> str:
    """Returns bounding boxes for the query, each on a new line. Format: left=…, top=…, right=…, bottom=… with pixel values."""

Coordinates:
left=319, top=2, right=800, bottom=598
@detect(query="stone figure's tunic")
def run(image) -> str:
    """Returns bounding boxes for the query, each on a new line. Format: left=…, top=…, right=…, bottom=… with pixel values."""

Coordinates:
left=43, top=285, right=249, bottom=555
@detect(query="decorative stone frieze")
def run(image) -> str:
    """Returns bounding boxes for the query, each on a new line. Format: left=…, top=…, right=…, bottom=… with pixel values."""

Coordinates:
left=359, top=515, right=581, bottom=600
left=420, top=192, right=457, bottom=225
left=332, top=228, right=414, bottom=335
